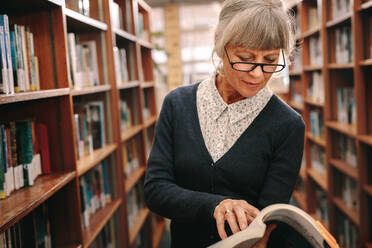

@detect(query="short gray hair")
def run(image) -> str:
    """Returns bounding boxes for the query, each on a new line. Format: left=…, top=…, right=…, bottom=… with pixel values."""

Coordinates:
left=214, top=0, right=295, bottom=58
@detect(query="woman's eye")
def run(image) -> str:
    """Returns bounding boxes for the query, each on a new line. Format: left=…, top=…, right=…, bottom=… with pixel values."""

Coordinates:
left=266, top=59, right=276, bottom=63
left=238, top=56, right=253, bottom=61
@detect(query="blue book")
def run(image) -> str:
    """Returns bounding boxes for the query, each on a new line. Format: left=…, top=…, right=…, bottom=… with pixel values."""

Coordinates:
left=9, top=26, right=19, bottom=92
left=0, top=15, right=14, bottom=94
left=101, top=160, right=111, bottom=202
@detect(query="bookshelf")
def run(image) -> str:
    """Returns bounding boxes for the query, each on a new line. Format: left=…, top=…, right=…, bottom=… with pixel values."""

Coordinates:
left=0, top=0, right=163, bottom=248
left=286, top=0, right=372, bottom=247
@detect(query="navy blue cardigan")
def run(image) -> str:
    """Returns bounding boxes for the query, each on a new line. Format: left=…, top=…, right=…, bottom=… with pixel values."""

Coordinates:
left=144, top=83, right=305, bottom=248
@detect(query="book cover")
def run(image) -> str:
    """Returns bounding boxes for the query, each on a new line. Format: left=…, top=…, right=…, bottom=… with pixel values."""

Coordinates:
left=0, top=15, right=14, bottom=94
left=0, top=25, right=9, bottom=94
left=208, top=204, right=339, bottom=248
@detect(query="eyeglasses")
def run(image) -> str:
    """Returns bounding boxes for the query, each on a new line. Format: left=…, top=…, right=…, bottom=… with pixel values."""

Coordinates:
left=224, top=47, right=286, bottom=73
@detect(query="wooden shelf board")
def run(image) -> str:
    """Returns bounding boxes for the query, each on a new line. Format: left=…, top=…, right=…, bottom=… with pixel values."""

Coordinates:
left=293, top=190, right=306, bottom=211
left=113, top=28, right=137, bottom=43
left=65, top=8, right=107, bottom=31
left=138, top=39, right=155, bottom=49
left=309, top=213, right=329, bottom=231
left=0, top=88, right=70, bottom=105
left=328, top=63, right=354, bottom=69
left=333, top=197, right=360, bottom=226
left=329, top=159, right=358, bottom=180
left=0, top=172, right=75, bottom=233
left=289, top=70, right=302, bottom=76
left=152, top=219, right=166, bottom=248
left=288, top=101, right=304, bottom=112
left=303, top=65, right=323, bottom=71
left=301, top=27, right=320, bottom=39
left=77, top=144, right=117, bottom=177
left=129, top=207, right=150, bottom=246
left=144, top=116, right=157, bottom=128
left=299, top=168, right=306, bottom=180
left=364, top=185, right=372, bottom=197
left=308, top=168, right=328, bottom=191
left=138, top=0, right=151, bottom=12
left=71, top=85, right=111, bottom=96
left=359, top=1, right=372, bottom=11
left=117, top=81, right=140, bottom=90
left=358, top=134, right=372, bottom=146
left=141, top=81, right=155, bottom=88
left=326, top=12, right=352, bottom=28
left=306, top=132, right=326, bottom=147
left=360, top=59, right=372, bottom=66
left=304, top=97, right=324, bottom=108
left=82, top=199, right=122, bottom=248
left=326, top=121, right=357, bottom=138
left=125, top=166, right=146, bottom=194
left=121, top=125, right=143, bottom=143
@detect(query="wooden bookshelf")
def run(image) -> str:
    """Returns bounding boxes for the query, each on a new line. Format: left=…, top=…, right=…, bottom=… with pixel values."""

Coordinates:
left=304, top=97, right=324, bottom=107
left=125, top=166, right=146, bottom=194
left=293, top=190, right=307, bottom=211
left=81, top=199, right=122, bottom=248
left=76, top=144, right=117, bottom=176
left=0, top=172, right=75, bottom=233
left=152, top=219, right=166, bottom=248
left=129, top=207, right=150, bottom=246
left=285, top=0, right=372, bottom=245
left=0, top=0, right=161, bottom=247
left=288, top=100, right=304, bottom=112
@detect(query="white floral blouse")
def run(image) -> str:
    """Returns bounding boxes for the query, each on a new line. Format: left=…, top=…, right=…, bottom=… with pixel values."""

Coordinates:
left=196, top=73, right=273, bottom=163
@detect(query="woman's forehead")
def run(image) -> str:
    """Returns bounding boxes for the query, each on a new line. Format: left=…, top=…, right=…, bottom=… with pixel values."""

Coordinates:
left=229, top=45, right=281, bottom=55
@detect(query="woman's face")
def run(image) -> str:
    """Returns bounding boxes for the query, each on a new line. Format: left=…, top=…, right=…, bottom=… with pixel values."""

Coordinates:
left=221, top=45, right=282, bottom=98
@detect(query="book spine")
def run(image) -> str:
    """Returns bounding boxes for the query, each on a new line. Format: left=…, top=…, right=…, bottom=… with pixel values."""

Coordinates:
left=0, top=25, right=9, bottom=94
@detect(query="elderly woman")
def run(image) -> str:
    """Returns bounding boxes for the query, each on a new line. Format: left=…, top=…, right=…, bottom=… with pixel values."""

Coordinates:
left=144, top=0, right=305, bottom=247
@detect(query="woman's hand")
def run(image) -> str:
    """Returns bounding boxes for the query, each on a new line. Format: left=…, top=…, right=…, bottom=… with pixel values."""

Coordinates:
left=213, top=199, right=260, bottom=239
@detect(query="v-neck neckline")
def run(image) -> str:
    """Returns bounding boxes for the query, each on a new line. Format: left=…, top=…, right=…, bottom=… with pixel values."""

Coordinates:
left=191, top=82, right=276, bottom=166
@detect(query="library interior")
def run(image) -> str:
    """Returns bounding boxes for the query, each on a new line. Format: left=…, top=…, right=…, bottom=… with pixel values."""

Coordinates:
left=0, top=0, right=371, bottom=247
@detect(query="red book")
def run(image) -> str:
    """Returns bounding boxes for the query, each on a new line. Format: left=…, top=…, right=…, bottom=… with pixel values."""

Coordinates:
left=36, top=123, right=51, bottom=174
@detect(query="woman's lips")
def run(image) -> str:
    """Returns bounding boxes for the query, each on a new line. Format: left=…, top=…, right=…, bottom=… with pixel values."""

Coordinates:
left=243, top=81, right=261, bottom=88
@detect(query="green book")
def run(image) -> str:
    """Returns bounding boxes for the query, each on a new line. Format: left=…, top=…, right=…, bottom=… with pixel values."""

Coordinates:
left=16, top=120, right=34, bottom=187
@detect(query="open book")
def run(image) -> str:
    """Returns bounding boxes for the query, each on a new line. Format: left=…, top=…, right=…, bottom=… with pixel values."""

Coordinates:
left=208, top=204, right=339, bottom=248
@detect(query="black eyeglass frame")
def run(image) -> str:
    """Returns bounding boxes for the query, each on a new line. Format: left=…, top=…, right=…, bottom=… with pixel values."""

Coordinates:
left=224, top=46, right=286, bottom=73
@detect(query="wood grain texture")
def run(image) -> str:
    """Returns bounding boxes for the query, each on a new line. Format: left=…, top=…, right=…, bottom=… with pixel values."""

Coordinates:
left=71, top=85, right=111, bottom=96
left=125, top=166, right=146, bottom=194
left=329, top=159, right=358, bottom=180
left=308, top=168, right=328, bottom=191
left=65, top=8, right=107, bottom=32
left=306, top=132, right=326, bottom=147
left=0, top=88, right=70, bottom=105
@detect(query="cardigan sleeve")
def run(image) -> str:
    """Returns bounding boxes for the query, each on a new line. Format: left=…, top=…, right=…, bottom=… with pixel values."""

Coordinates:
left=257, top=115, right=305, bottom=209
left=144, top=93, right=227, bottom=222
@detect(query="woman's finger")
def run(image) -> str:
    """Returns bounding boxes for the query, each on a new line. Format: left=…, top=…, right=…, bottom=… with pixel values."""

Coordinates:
left=234, top=207, right=248, bottom=230
left=215, top=208, right=228, bottom=239
left=225, top=209, right=240, bottom=234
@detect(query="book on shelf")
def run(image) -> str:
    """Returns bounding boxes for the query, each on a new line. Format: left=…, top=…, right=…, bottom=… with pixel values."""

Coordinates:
left=66, top=0, right=90, bottom=17
left=290, top=77, right=303, bottom=106
left=336, top=86, right=356, bottom=125
left=124, top=0, right=133, bottom=33
left=123, top=140, right=140, bottom=178
left=290, top=47, right=302, bottom=72
left=308, top=71, right=324, bottom=103
left=67, top=33, right=100, bottom=89
left=0, top=119, right=50, bottom=199
left=309, top=36, right=322, bottom=66
left=335, top=25, right=353, bottom=64
left=208, top=204, right=339, bottom=248
left=137, top=12, right=149, bottom=41
left=143, top=89, right=150, bottom=120
left=308, top=7, right=319, bottom=30
left=90, top=216, right=117, bottom=248
left=127, top=182, right=145, bottom=229
left=310, top=143, right=326, bottom=175
left=79, top=159, right=112, bottom=228
left=331, top=0, right=351, bottom=20
left=113, top=47, right=129, bottom=86
left=0, top=203, right=52, bottom=248
left=315, top=187, right=329, bottom=224
left=339, top=175, right=359, bottom=211
left=336, top=213, right=358, bottom=248
left=336, top=133, right=357, bottom=168
left=74, top=101, right=106, bottom=159
left=0, top=15, right=40, bottom=94
left=110, top=1, right=124, bottom=30
left=310, top=109, right=325, bottom=139
left=119, top=99, right=132, bottom=131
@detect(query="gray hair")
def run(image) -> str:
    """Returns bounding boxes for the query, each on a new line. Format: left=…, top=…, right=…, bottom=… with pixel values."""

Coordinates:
left=214, top=0, right=295, bottom=59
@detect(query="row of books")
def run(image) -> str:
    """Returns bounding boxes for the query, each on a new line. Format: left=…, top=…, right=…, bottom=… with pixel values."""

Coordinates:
left=310, top=143, right=326, bottom=175
left=0, top=15, right=40, bottom=94
left=331, top=0, right=352, bottom=20
left=290, top=48, right=302, bottom=72
left=127, top=182, right=145, bottom=229
left=290, top=78, right=303, bottom=106
left=66, top=0, right=95, bottom=18
left=110, top=0, right=133, bottom=33
left=336, top=86, right=356, bottom=125
left=315, top=187, right=329, bottom=224
left=123, top=140, right=140, bottom=178
left=339, top=174, right=359, bottom=211
left=309, top=36, right=322, bottom=66
left=308, top=7, right=320, bottom=30
left=310, top=109, right=325, bottom=139
left=0, top=204, right=52, bottom=248
left=143, top=89, right=151, bottom=120
left=79, top=160, right=112, bottom=228
left=73, top=101, right=106, bottom=160
left=307, top=71, right=324, bottom=103
left=119, top=100, right=133, bottom=131
left=336, top=133, right=357, bottom=168
left=67, top=33, right=100, bottom=89
left=90, top=217, right=117, bottom=248
left=0, top=120, right=51, bottom=199
left=113, top=47, right=129, bottom=86
left=335, top=25, right=353, bottom=64
left=138, top=12, right=149, bottom=41
left=336, top=213, right=358, bottom=248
